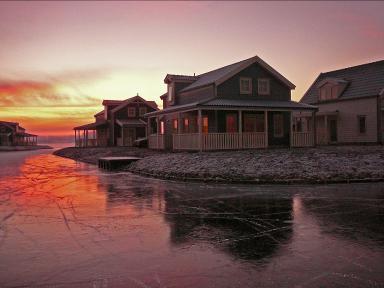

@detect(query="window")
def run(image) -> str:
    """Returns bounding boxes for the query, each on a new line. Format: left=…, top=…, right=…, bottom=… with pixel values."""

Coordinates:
left=240, top=77, right=252, bottom=94
left=173, top=119, right=178, bottom=133
left=160, top=121, right=165, bottom=135
left=358, top=115, right=366, bottom=134
left=168, top=84, right=173, bottom=102
left=319, top=84, right=339, bottom=101
left=243, top=114, right=265, bottom=132
left=128, top=107, right=136, bottom=117
left=184, top=118, right=189, bottom=133
left=258, top=79, right=270, bottom=95
left=203, top=116, right=209, bottom=134
left=139, top=107, right=147, bottom=116
left=273, top=114, right=284, bottom=137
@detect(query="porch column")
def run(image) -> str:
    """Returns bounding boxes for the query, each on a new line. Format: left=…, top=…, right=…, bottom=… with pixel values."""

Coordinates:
left=156, top=116, right=160, bottom=149
left=312, top=111, right=317, bottom=147
left=264, top=110, right=268, bottom=148
left=238, top=110, right=243, bottom=148
left=85, top=130, right=88, bottom=147
left=198, top=109, right=203, bottom=151
left=324, top=115, right=328, bottom=144
left=74, top=130, right=77, bottom=147
left=290, top=111, right=293, bottom=148
left=121, top=126, right=124, bottom=146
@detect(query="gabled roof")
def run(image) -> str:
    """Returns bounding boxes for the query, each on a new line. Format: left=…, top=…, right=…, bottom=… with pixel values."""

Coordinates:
left=179, top=56, right=295, bottom=93
left=74, top=120, right=108, bottom=130
left=102, top=100, right=123, bottom=106
left=301, top=59, right=384, bottom=104
left=94, top=110, right=104, bottom=117
left=164, top=74, right=199, bottom=83
left=111, top=95, right=158, bottom=114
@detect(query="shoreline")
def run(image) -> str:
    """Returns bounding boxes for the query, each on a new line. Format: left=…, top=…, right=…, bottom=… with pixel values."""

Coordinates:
left=53, top=146, right=384, bottom=185
left=0, top=145, right=53, bottom=152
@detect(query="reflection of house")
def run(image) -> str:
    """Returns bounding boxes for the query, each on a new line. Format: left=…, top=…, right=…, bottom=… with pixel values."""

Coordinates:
left=146, top=56, right=317, bottom=151
left=74, top=95, right=158, bottom=147
left=0, top=121, right=37, bottom=146
left=164, top=192, right=293, bottom=260
left=299, top=60, right=384, bottom=145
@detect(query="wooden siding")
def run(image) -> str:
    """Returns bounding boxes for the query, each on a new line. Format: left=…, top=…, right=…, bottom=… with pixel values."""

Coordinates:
left=217, top=62, right=291, bottom=101
left=317, top=97, right=378, bottom=143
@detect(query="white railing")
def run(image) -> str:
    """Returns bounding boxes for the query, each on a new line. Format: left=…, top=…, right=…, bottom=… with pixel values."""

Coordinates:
left=173, top=133, right=200, bottom=150
left=75, top=139, right=98, bottom=147
left=291, top=132, right=314, bottom=147
left=148, top=134, right=165, bottom=149
left=172, top=132, right=267, bottom=151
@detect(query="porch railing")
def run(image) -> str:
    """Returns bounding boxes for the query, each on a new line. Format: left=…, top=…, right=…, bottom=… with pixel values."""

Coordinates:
left=173, top=132, right=267, bottom=151
left=75, top=139, right=98, bottom=147
left=148, top=134, right=165, bottom=149
left=291, top=132, right=314, bottom=147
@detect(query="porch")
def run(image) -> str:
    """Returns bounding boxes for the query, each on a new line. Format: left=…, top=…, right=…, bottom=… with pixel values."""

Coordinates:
left=13, top=132, right=38, bottom=146
left=147, top=102, right=317, bottom=151
left=115, top=119, right=146, bottom=147
left=74, top=121, right=108, bottom=147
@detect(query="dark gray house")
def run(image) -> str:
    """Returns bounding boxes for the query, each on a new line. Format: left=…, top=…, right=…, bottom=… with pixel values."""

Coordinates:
left=146, top=55, right=317, bottom=151
left=298, top=60, right=384, bottom=145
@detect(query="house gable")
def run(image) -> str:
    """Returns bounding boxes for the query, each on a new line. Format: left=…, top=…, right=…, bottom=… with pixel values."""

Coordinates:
left=301, top=60, right=384, bottom=105
left=111, top=96, right=158, bottom=120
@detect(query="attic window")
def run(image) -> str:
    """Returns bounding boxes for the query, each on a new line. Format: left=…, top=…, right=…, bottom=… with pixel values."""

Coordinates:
left=139, top=107, right=147, bottom=116
left=319, top=84, right=339, bottom=101
left=240, top=77, right=252, bottom=94
left=168, top=85, right=173, bottom=102
left=128, top=107, right=136, bottom=117
left=258, top=79, right=270, bottom=95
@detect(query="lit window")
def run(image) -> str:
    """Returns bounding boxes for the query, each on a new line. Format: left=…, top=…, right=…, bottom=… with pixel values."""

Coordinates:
left=243, top=114, right=265, bottom=132
left=173, top=119, right=178, bottom=133
left=139, top=107, right=147, bottom=116
left=128, top=107, right=136, bottom=117
left=160, top=121, right=165, bottom=135
left=358, top=115, right=366, bottom=134
left=203, top=116, right=209, bottom=133
left=168, top=85, right=173, bottom=102
left=258, top=79, right=270, bottom=95
left=273, top=114, right=284, bottom=137
left=240, top=77, right=252, bottom=94
left=184, top=118, right=189, bottom=133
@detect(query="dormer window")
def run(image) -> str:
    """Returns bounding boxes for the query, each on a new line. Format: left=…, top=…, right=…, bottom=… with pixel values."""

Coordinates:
left=168, top=84, right=174, bottom=102
left=139, top=107, right=147, bottom=116
left=128, top=107, right=136, bottom=117
left=258, top=79, right=270, bottom=95
left=240, top=77, right=252, bottom=94
left=318, top=78, right=348, bottom=101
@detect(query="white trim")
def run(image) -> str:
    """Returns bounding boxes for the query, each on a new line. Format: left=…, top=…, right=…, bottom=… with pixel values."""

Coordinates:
left=239, top=77, right=252, bottom=94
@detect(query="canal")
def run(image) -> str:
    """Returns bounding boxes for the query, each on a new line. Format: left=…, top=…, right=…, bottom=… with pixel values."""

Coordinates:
left=0, top=148, right=383, bottom=287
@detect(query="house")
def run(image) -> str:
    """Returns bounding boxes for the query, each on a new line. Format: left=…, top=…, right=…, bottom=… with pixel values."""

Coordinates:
left=0, top=121, right=38, bottom=146
left=74, top=95, right=158, bottom=147
left=145, top=55, right=317, bottom=151
left=298, top=60, right=384, bottom=145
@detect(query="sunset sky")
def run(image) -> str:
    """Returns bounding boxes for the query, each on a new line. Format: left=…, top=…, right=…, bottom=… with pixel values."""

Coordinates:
left=1, top=1, right=383, bottom=136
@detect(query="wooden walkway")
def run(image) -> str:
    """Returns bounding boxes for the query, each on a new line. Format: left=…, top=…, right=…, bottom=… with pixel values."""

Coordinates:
left=98, top=157, right=142, bottom=170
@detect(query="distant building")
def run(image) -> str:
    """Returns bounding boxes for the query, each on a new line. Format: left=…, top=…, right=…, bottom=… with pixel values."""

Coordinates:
left=0, top=121, right=38, bottom=146
left=74, top=95, right=158, bottom=147
left=146, top=55, right=317, bottom=151
left=299, top=60, right=384, bottom=145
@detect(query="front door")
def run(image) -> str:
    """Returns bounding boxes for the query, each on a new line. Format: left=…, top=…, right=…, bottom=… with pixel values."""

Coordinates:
left=226, top=113, right=238, bottom=133
left=329, top=119, right=337, bottom=142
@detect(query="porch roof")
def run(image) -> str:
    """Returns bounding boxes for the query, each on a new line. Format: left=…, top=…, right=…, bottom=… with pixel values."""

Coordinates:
left=74, top=120, right=108, bottom=130
left=145, top=99, right=317, bottom=117
left=16, top=132, right=37, bottom=137
left=116, top=119, right=146, bottom=127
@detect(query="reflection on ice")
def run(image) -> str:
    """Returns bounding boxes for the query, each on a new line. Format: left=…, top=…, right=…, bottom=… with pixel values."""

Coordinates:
left=0, top=150, right=384, bottom=287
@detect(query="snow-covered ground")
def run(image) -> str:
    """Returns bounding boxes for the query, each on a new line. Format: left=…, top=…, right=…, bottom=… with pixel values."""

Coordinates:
left=55, top=146, right=384, bottom=184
